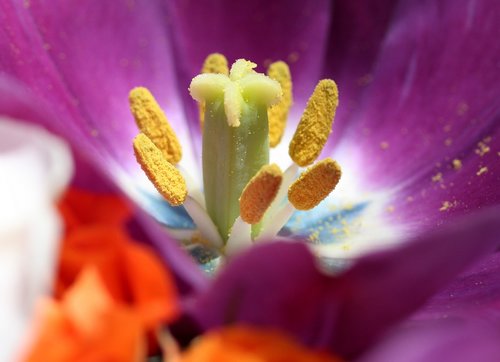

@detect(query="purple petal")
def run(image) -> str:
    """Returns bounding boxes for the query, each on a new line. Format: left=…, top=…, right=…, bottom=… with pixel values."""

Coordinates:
left=0, top=0, right=194, bottom=176
left=415, top=251, right=500, bottom=322
left=390, top=120, right=499, bottom=228
left=0, top=75, right=115, bottom=191
left=164, top=0, right=332, bottom=143
left=332, top=0, right=500, bottom=191
left=185, top=207, right=500, bottom=358
left=359, top=319, right=500, bottom=362
left=322, top=0, right=399, bottom=148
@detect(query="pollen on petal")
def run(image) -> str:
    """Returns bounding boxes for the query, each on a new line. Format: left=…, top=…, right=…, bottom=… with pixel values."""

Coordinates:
left=199, top=53, right=229, bottom=129
left=288, top=158, right=341, bottom=210
left=133, top=133, right=187, bottom=206
left=240, top=164, right=283, bottom=224
left=267, top=61, right=293, bottom=147
left=289, top=79, right=339, bottom=167
left=129, top=87, right=182, bottom=164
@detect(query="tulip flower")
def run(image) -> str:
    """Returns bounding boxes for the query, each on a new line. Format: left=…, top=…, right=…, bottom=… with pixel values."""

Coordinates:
left=1, top=0, right=499, bottom=360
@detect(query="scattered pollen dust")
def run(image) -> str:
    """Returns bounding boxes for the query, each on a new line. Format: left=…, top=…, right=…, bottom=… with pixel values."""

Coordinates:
left=475, top=141, right=490, bottom=156
left=477, top=166, right=488, bottom=176
left=440, top=200, right=457, bottom=212
left=380, top=141, right=389, bottom=150
left=452, top=159, right=462, bottom=170
left=432, top=172, right=443, bottom=183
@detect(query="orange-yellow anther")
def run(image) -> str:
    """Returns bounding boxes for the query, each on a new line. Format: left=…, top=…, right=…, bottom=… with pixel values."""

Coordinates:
left=133, top=133, right=187, bottom=206
left=267, top=61, right=293, bottom=148
left=129, top=87, right=182, bottom=164
left=199, top=53, right=229, bottom=129
left=289, top=79, right=338, bottom=167
left=288, top=158, right=341, bottom=210
left=239, top=164, right=283, bottom=224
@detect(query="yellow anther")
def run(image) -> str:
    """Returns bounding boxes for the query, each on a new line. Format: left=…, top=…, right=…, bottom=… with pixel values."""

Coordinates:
left=267, top=61, right=293, bottom=147
left=239, top=164, right=283, bottom=224
left=289, top=79, right=339, bottom=167
left=133, top=133, right=187, bottom=206
left=288, top=158, right=341, bottom=210
left=199, top=53, right=229, bottom=129
left=129, top=87, right=182, bottom=164
left=202, top=53, right=229, bottom=75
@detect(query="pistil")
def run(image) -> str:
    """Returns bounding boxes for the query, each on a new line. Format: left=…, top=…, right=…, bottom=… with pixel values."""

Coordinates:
left=190, top=59, right=282, bottom=241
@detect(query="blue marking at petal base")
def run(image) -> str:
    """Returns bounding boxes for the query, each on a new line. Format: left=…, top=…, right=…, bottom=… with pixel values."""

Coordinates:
left=282, top=199, right=370, bottom=245
left=142, top=191, right=195, bottom=229
left=188, top=244, right=222, bottom=275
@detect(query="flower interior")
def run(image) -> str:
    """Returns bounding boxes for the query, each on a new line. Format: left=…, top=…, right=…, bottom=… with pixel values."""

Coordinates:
left=130, top=54, right=341, bottom=264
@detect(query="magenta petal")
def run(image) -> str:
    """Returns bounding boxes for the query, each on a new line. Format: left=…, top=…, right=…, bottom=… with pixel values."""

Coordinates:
left=334, top=0, right=500, bottom=189
left=359, top=319, right=500, bottom=362
left=0, top=75, right=114, bottom=191
left=186, top=207, right=500, bottom=358
left=0, top=0, right=191, bottom=176
left=386, top=113, right=499, bottom=229
left=164, top=0, right=332, bottom=139
left=322, top=0, right=399, bottom=149
left=416, top=252, right=500, bottom=321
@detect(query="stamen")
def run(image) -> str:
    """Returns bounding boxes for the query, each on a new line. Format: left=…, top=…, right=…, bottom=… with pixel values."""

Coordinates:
left=133, top=133, right=187, bottom=206
left=267, top=61, right=292, bottom=147
left=239, top=164, right=283, bottom=224
left=289, top=79, right=339, bottom=167
left=199, top=53, right=229, bottom=129
left=129, top=87, right=182, bottom=164
left=288, top=158, right=341, bottom=210
left=202, top=53, right=229, bottom=75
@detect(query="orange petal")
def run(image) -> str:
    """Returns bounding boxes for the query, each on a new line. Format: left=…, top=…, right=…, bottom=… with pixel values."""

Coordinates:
left=179, top=326, right=343, bottom=362
left=55, top=226, right=125, bottom=300
left=25, top=268, right=145, bottom=362
left=122, top=242, right=180, bottom=328
left=58, top=188, right=132, bottom=231
left=55, top=226, right=179, bottom=329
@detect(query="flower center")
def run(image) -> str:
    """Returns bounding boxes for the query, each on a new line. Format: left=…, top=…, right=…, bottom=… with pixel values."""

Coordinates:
left=129, top=54, right=341, bottom=262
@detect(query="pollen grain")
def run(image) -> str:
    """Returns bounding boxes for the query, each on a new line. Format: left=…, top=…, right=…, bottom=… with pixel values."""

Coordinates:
left=289, top=79, right=338, bottom=167
left=239, top=164, right=283, bottom=224
left=267, top=61, right=292, bottom=147
left=288, top=158, right=341, bottom=210
left=199, top=53, right=229, bottom=129
left=129, top=87, right=182, bottom=164
left=133, top=133, right=187, bottom=206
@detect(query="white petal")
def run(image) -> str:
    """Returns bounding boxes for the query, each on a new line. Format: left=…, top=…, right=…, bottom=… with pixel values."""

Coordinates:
left=0, top=117, right=73, bottom=361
